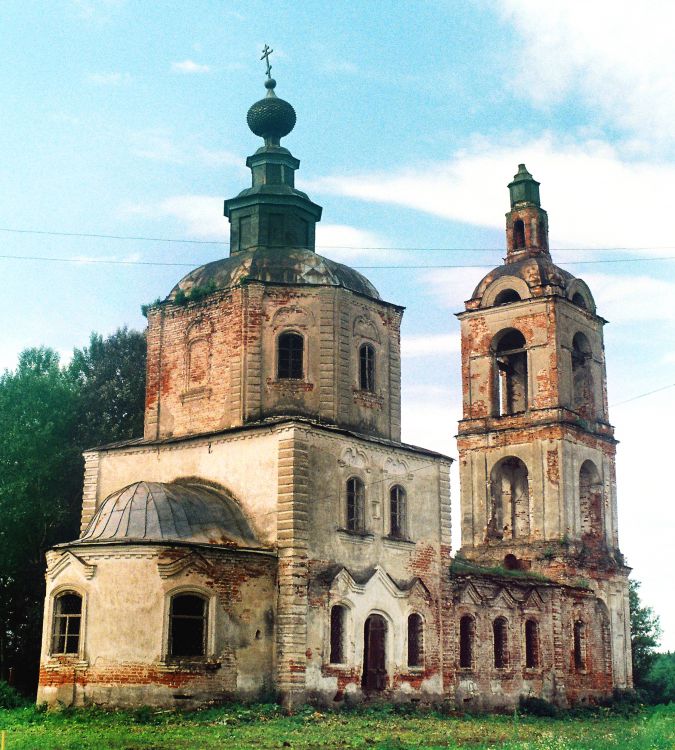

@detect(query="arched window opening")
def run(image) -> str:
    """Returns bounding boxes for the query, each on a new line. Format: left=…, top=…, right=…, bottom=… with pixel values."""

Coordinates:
left=346, top=477, right=365, bottom=532
left=330, top=605, right=347, bottom=664
left=51, top=592, right=82, bottom=655
left=389, top=485, right=407, bottom=539
left=169, top=594, right=207, bottom=657
left=572, top=292, right=588, bottom=310
left=513, top=219, right=526, bottom=249
left=572, top=332, right=594, bottom=419
left=573, top=620, right=586, bottom=671
left=407, top=613, right=424, bottom=668
left=277, top=332, right=304, bottom=379
left=493, top=617, right=508, bottom=669
left=488, top=457, right=530, bottom=541
left=359, top=343, right=376, bottom=392
left=504, top=553, right=519, bottom=570
left=537, top=219, right=548, bottom=250
left=525, top=619, right=539, bottom=668
left=579, top=460, right=603, bottom=541
left=493, top=330, right=528, bottom=416
left=459, top=615, right=475, bottom=669
left=494, top=289, right=521, bottom=305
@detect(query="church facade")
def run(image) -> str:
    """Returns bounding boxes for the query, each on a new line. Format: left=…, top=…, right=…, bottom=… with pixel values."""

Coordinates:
left=37, top=72, right=632, bottom=710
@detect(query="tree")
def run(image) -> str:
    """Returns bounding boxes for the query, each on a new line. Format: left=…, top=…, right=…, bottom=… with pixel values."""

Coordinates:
left=629, top=579, right=662, bottom=689
left=645, top=652, right=675, bottom=704
left=68, top=327, right=146, bottom=448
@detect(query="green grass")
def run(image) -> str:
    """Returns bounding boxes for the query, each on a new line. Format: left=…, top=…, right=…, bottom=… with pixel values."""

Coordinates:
left=0, top=703, right=673, bottom=750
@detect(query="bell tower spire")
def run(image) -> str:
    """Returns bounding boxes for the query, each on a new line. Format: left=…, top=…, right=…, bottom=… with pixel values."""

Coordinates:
left=505, top=164, right=550, bottom=263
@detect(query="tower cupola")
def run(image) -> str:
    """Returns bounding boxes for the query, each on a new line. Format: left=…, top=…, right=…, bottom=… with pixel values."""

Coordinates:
left=505, top=164, right=549, bottom=263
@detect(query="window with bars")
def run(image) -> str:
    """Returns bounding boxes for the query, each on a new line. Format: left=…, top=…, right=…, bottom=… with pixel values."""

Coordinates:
left=51, top=592, right=82, bottom=655
left=359, top=343, right=375, bottom=392
left=525, top=619, right=539, bottom=668
left=169, top=594, right=207, bottom=658
left=346, top=477, right=365, bottom=532
left=407, top=613, right=424, bottom=668
left=277, top=332, right=304, bottom=379
left=389, top=485, right=407, bottom=538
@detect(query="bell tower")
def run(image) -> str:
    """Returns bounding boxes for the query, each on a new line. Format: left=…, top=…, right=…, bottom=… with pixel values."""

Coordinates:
left=455, top=166, right=632, bottom=685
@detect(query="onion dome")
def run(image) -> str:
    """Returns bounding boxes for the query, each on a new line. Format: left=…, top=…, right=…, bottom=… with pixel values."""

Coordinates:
left=246, top=78, right=296, bottom=147
left=77, top=481, right=259, bottom=547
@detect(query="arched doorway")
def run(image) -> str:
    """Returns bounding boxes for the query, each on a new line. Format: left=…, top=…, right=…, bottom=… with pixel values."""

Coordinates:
left=362, top=614, right=387, bottom=691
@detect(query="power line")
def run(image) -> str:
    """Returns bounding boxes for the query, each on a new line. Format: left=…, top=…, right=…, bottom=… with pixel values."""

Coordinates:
left=611, top=382, right=675, bottom=407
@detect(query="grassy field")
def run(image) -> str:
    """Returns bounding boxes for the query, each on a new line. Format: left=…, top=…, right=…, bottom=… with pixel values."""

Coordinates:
left=0, top=702, right=673, bottom=750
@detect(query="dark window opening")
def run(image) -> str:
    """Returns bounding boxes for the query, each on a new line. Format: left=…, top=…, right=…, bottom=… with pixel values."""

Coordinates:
left=513, top=219, right=526, bottom=249
left=362, top=614, right=387, bottom=691
left=389, top=485, right=406, bottom=538
left=51, top=592, right=82, bottom=655
left=488, top=457, right=530, bottom=541
left=493, top=329, right=527, bottom=416
left=330, top=605, right=347, bottom=664
left=407, top=613, right=424, bottom=668
left=346, top=477, right=365, bottom=532
left=525, top=619, right=539, bottom=668
left=538, top=219, right=548, bottom=250
left=574, top=620, right=585, bottom=671
left=268, top=212, right=284, bottom=244
left=459, top=615, right=474, bottom=669
left=494, top=289, right=521, bottom=305
left=169, top=594, right=207, bottom=657
left=359, top=343, right=376, bottom=392
left=572, top=332, right=594, bottom=419
left=579, top=460, right=603, bottom=540
left=572, top=292, right=588, bottom=310
left=504, top=553, right=519, bottom=570
left=277, top=332, right=304, bottom=380
left=493, top=617, right=508, bottom=669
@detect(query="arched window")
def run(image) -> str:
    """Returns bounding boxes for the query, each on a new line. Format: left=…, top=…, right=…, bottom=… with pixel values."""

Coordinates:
left=488, top=457, right=530, bottom=540
left=493, top=617, right=508, bottom=668
left=169, top=593, right=207, bottom=657
left=579, top=460, right=603, bottom=540
left=407, top=613, right=424, bottom=667
left=494, top=289, right=521, bottom=305
left=513, top=219, right=526, bottom=249
left=389, top=485, right=407, bottom=538
left=572, top=332, right=594, bottom=419
left=359, top=343, right=376, bottom=392
left=572, top=292, right=588, bottom=310
left=346, top=477, right=365, bottom=532
left=573, top=620, right=586, bottom=671
left=493, top=329, right=527, bottom=416
left=459, top=615, right=475, bottom=669
left=51, top=591, right=82, bottom=655
left=330, top=605, right=347, bottom=664
left=277, top=332, right=304, bottom=379
left=525, top=619, right=539, bottom=668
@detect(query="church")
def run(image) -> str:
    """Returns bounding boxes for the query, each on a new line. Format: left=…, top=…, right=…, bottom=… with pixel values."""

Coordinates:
left=37, top=63, right=633, bottom=710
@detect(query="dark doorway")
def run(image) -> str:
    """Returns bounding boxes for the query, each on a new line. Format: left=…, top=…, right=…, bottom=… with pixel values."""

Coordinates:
left=362, top=614, right=387, bottom=691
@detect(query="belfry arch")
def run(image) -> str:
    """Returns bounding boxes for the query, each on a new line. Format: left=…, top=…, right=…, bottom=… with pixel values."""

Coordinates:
left=487, top=457, right=530, bottom=540
left=579, top=459, right=603, bottom=541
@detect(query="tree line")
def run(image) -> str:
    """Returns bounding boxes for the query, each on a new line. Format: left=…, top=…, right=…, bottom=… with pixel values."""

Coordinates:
left=0, top=328, right=145, bottom=694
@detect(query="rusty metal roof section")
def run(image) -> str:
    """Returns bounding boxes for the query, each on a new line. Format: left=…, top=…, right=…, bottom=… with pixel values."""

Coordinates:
left=78, top=481, right=259, bottom=547
left=169, top=246, right=381, bottom=301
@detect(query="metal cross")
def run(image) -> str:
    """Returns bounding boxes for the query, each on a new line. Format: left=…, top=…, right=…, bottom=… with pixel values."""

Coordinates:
left=260, top=44, right=273, bottom=78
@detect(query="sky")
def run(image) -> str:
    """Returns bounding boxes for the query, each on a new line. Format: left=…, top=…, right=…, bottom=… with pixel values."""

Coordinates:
left=1, top=0, right=674, bottom=649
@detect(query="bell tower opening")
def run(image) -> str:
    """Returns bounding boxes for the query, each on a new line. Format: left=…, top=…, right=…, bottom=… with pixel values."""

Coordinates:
left=572, top=332, right=595, bottom=419
left=488, top=457, right=530, bottom=540
left=492, top=329, right=528, bottom=416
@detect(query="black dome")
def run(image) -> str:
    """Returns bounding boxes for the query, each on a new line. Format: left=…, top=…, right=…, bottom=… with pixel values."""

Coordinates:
left=247, top=95, right=296, bottom=141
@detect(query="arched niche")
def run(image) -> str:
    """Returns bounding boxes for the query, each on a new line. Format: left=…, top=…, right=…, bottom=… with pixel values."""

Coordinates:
left=481, top=276, right=531, bottom=308
left=488, top=456, right=530, bottom=540
left=566, top=279, right=596, bottom=314
left=491, top=328, right=528, bottom=415
left=579, top=459, right=603, bottom=541
left=572, top=331, right=595, bottom=419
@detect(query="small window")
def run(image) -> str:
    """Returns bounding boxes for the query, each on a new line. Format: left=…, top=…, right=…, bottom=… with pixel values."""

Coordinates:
left=407, top=613, right=424, bottom=668
left=330, top=605, right=347, bottom=664
left=277, top=332, right=304, bottom=379
left=51, top=592, right=82, bottom=655
left=493, top=617, right=508, bottom=668
left=346, top=477, right=365, bottom=532
left=359, top=344, right=376, bottom=392
left=573, top=620, right=586, bottom=671
left=169, top=594, right=207, bottom=657
left=513, top=219, right=525, bottom=249
left=525, top=619, right=539, bottom=668
left=389, top=485, right=407, bottom=538
left=459, top=615, right=474, bottom=669
left=494, top=289, right=521, bottom=305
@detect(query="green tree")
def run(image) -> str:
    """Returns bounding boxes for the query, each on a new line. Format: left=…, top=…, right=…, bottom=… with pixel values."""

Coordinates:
left=629, top=579, right=662, bottom=689
left=68, top=327, right=146, bottom=448
left=645, top=652, right=675, bottom=703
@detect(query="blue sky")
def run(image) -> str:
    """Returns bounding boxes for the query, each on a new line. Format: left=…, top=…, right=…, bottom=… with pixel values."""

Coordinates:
left=1, top=1, right=674, bottom=648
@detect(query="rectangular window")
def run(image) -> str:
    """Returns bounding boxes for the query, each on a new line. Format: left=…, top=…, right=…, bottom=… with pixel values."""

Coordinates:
left=51, top=593, right=82, bottom=655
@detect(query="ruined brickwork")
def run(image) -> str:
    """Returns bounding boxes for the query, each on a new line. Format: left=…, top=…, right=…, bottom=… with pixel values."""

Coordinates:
left=38, top=89, right=632, bottom=710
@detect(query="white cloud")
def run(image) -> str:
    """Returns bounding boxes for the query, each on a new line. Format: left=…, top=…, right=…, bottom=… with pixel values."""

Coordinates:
left=401, top=333, right=460, bottom=358
left=87, top=72, right=131, bottom=86
left=171, top=60, right=211, bottom=74
left=583, top=273, right=675, bottom=324
left=125, top=195, right=228, bottom=240
left=315, top=224, right=391, bottom=263
left=310, top=134, right=675, bottom=253
left=130, top=129, right=184, bottom=163
left=499, top=1, right=675, bottom=149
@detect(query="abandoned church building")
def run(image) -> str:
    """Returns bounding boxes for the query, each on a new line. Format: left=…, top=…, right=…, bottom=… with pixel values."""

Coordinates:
left=37, top=71, right=633, bottom=710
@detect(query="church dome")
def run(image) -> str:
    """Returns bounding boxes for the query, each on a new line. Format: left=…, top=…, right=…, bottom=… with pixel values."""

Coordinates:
left=471, top=256, right=574, bottom=301
left=78, top=481, right=258, bottom=546
left=247, top=79, right=296, bottom=142
left=168, top=246, right=380, bottom=301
